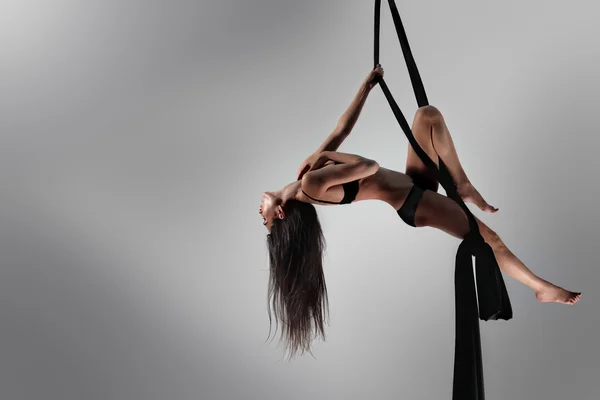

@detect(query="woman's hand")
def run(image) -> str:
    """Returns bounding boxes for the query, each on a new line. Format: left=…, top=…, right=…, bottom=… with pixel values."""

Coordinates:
left=297, top=153, right=321, bottom=181
left=307, top=152, right=331, bottom=172
left=364, top=64, right=384, bottom=90
left=297, top=152, right=331, bottom=181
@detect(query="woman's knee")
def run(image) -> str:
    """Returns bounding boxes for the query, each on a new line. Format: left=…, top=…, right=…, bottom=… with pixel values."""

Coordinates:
left=414, top=105, right=444, bottom=124
left=474, top=216, right=507, bottom=251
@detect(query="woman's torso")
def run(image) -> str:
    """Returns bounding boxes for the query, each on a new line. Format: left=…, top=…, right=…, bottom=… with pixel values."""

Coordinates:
left=300, top=160, right=417, bottom=210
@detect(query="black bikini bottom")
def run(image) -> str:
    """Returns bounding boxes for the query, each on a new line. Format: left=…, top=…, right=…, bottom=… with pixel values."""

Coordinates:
left=397, top=183, right=427, bottom=227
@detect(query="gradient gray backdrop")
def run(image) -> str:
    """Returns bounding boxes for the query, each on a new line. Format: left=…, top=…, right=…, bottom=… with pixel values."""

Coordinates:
left=1, top=0, right=598, bottom=399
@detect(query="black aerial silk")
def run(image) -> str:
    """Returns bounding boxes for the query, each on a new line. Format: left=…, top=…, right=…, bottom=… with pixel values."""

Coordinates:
left=372, top=1, right=513, bottom=399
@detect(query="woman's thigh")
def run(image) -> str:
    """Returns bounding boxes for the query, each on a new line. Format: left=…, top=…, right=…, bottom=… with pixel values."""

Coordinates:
left=414, top=189, right=470, bottom=239
left=405, top=106, right=441, bottom=192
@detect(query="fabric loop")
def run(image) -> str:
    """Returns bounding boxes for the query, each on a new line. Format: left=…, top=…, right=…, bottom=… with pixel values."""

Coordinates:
left=372, top=1, right=513, bottom=398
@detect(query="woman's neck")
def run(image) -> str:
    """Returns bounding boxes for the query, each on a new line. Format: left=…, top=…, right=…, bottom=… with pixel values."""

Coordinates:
left=278, top=180, right=303, bottom=204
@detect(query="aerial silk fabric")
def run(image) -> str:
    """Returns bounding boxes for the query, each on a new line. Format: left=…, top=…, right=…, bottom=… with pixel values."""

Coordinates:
left=372, top=1, right=513, bottom=399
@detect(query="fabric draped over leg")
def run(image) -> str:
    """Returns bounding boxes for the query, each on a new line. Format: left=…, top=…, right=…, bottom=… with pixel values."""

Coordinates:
left=372, top=1, right=513, bottom=399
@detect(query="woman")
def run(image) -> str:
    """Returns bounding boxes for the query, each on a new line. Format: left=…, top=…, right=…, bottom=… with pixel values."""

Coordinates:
left=259, top=65, right=581, bottom=360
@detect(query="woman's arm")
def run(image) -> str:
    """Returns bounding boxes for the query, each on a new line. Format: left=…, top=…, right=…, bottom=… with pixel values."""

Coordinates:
left=314, top=65, right=385, bottom=154
left=309, top=151, right=373, bottom=170
left=296, top=65, right=384, bottom=181
left=302, top=151, right=379, bottom=195
left=313, top=84, right=370, bottom=153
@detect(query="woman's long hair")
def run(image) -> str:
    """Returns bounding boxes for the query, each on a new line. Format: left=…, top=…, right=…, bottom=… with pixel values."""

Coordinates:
left=265, top=199, right=330, bottom=360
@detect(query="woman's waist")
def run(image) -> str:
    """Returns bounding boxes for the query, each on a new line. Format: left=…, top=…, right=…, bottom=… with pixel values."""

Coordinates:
left=356, top=167, right=415, bottom=205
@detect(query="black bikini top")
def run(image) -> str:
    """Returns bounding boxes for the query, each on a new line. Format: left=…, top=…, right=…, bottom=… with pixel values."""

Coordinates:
left=301, top=180, right=360, bottom=205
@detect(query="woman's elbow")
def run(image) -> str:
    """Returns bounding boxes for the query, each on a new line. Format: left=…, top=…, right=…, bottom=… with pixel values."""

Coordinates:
left=363, top=159, right=379, bottom=175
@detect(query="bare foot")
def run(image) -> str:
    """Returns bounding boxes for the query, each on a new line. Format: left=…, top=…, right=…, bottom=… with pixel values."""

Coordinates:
left=457, top=182, right=498, bottom=213
left=535, top=283, right=582, bottom=305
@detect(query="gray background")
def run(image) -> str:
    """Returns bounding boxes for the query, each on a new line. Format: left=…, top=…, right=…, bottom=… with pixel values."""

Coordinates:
left=1, top=0, right=598, bottom=399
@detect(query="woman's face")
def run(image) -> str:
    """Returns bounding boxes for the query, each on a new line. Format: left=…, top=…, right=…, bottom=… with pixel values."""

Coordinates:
left=259, top=192, right=283, bottom=232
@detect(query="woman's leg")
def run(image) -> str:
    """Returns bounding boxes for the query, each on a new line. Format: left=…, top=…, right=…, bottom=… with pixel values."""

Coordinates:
left=415, top=189, right=582, bottom=305
left=407, top=105, right=498, bottom=213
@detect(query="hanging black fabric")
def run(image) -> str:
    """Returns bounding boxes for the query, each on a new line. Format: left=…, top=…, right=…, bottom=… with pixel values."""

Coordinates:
left=373, top=1, right=513, bottom=399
